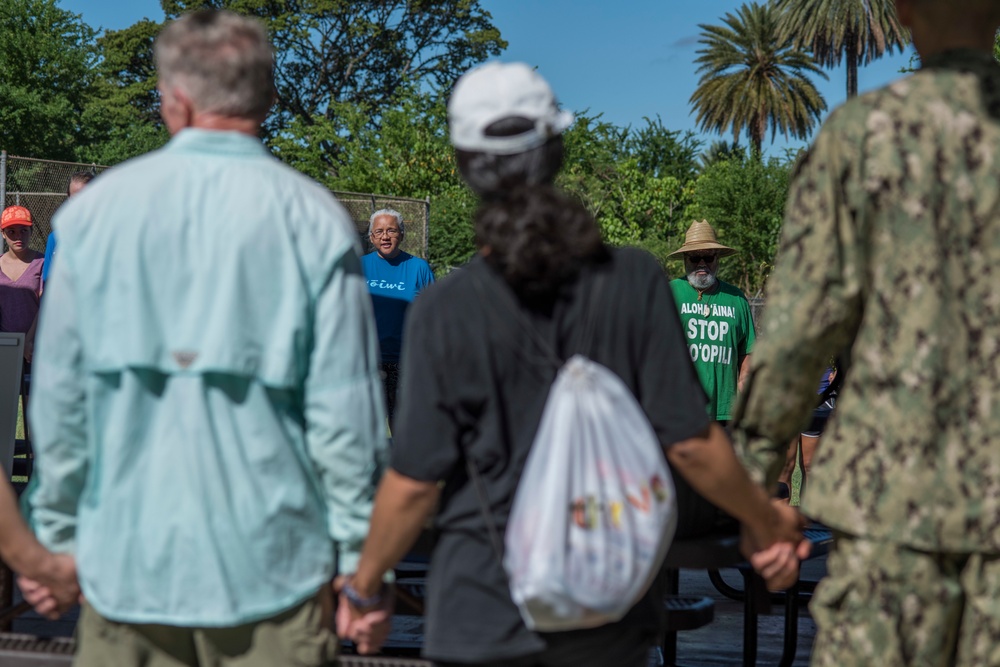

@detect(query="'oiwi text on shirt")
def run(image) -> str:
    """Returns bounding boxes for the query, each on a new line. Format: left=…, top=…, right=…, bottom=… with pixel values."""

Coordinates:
left=368, top=279, right=406, bottom=291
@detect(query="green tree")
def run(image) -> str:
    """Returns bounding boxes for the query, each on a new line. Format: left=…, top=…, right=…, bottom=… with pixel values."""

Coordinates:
left=558, top=114, right=696, bottom=260
left=624, top=117, right=702, bottom=184
left=427, top=186, right=478, bottom=274
left=329, top=89, right=456, bottom=198
left=685, top=149, right=793, bottom=295
left=0, top=0, right=97, bottom=159
left=690, top=1, right=828, bottom=153
left=700, top=139, right=743, bottom=170
left=77, top=19, right=169, bottom=164
left=293, top=86, right=475, bottom=274
left=104, top=0, right=506, bottom=174
left=557, top=112, right=629, bottom=223
left=777, top=0, right=910, bottom=99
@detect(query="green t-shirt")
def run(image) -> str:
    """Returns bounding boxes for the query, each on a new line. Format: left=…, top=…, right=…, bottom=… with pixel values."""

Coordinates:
left=670, top=278, right=756, bottom=421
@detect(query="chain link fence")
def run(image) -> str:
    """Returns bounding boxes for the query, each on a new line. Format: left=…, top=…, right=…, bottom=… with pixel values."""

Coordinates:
left=0, top=153, right=108, bottom=254
left=332, top=191, right=430, bottom=259
left=749, top=297, right=766, bottom=331
left=0, top=152, right=431, bottom=259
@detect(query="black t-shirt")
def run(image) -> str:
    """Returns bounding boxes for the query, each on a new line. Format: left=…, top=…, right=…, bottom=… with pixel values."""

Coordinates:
left=392, top=247, right=711, bottom=663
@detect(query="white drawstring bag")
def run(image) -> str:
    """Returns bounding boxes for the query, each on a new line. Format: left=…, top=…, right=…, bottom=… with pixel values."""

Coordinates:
left=501, top=354, right=677, bottom=631
left=466, top=268, right=677, bottom=632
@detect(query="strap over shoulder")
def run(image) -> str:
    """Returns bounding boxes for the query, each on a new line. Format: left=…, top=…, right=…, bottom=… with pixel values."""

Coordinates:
left=467, top=262, right=606, bottom=370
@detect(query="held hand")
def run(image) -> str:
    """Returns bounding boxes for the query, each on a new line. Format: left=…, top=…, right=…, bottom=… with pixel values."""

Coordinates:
left=18, top=577, right=58, bottom=619
left=751, top=500, right=808, bottom=548
left=748, top=540, right=812, bottom=591
left=740, top=501, right=811, bottom=591
left=18, top=553, right=80, bottom=618
left=333, top=576, right=394, bottom=655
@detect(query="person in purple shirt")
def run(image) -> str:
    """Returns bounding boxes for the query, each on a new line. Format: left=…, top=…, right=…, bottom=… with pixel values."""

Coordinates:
left=0, top=206, right=44, bottom=362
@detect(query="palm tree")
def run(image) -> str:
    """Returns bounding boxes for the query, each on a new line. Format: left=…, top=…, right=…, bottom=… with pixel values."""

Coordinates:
left=777, top=0, right=910, bottom=99
left=690, top=2, right=828, bottom=154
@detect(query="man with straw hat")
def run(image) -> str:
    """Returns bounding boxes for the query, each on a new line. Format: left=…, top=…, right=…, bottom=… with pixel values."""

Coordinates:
left=669, top=219, right=755, bottom=424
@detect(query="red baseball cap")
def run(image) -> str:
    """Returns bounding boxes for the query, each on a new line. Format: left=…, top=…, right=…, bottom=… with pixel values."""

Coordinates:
left=0, top=206, right=32, bottom=230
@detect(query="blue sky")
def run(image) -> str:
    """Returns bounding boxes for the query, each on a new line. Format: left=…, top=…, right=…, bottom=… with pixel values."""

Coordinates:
left=59, top=0, right=915, bottom=156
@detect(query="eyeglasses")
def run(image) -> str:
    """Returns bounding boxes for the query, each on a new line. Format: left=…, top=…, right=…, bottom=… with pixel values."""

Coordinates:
left=371, top=229, right=400, bottom=238
left=687, top=253, right=717, bottom=264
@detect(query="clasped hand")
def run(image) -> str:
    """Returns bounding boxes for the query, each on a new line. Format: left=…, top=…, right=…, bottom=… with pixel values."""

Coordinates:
left=18, top=553, right=80, bottom=620
left=741, top=501, right=812, bottom=591
left=332, top=576, right=394, bottom=655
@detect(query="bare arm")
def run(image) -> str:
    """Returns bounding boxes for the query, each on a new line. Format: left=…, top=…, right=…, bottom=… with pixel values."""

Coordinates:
left=0, top=477, right=78, bottom=616
left=351, top=470, right=440, bottom=597
left=666, top=422, right=803, bottom=551
left=737, top=354, right=751, bottom=392
left=335, top=470, right=440, bottom=654
left=0, top=475, right=46, bottom=573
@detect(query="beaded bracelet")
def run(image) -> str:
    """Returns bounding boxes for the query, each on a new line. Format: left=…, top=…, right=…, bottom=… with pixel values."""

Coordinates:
left=341, top=578, right=387, bottom=610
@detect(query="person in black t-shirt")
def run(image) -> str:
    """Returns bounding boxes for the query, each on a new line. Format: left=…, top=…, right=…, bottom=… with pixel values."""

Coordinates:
left=337, top=62, right=810, bottom=664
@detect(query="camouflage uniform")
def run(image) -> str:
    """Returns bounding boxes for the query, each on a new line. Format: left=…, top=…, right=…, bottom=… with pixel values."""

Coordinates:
left=732, top=50, right=1000, bottom=666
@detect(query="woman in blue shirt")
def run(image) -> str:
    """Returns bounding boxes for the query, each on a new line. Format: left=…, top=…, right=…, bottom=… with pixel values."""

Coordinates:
left=361, top=208, right=434, bottom=425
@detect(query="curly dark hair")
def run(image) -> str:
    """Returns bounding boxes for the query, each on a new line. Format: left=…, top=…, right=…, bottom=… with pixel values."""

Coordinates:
left=456, top=117, right=606, bottom=302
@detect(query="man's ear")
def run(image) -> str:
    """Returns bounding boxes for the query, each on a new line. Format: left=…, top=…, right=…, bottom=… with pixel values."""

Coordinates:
left=159, top=83, right=196, bottom=134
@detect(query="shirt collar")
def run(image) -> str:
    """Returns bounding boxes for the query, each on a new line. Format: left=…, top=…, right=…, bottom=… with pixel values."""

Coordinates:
left=165, top=128, right=271, bottom=158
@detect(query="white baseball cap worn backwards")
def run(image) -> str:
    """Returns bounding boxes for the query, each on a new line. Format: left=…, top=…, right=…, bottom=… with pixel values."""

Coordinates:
left=448, top=61, right=575, bottom=156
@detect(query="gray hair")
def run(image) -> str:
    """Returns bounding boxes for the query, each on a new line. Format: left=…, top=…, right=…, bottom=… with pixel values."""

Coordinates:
left=154, top=9, right=275, bottom=120
left=368, top=208, right=405, bottom=236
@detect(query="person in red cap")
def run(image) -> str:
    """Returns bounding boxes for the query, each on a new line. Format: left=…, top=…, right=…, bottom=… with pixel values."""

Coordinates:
left=0, top=205, right=44, bottom=362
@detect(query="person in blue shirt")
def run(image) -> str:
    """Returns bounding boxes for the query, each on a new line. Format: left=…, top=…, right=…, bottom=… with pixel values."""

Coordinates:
left=361, top=208, right=434, bottom=425
left=41, top=170, right=95, bottom=289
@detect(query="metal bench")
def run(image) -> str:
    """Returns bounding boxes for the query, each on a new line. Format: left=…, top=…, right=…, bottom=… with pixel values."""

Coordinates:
left=661, top=531, right=764, bottom=667
left=704, top=526, right=835, bottom=667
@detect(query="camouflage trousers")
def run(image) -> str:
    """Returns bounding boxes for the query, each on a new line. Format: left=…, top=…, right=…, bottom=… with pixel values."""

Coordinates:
left=811, top=533, right=1000, bottom=667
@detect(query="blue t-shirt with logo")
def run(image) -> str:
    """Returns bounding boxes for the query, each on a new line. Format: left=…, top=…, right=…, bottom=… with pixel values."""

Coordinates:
left=361, top=251, right=435, bottom=362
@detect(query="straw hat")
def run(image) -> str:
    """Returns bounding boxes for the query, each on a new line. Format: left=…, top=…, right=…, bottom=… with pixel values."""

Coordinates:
left=668, top=220, right=737, bottom=258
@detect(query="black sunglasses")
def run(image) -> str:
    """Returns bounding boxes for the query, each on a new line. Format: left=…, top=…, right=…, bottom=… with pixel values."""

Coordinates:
left=687, top=253, right=717, bottom=263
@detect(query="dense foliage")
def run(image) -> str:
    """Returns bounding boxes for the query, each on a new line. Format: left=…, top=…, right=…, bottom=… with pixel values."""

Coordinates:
left=5, top=0, right=954, bottom=291
left=0, top=0, right=97, bottom=160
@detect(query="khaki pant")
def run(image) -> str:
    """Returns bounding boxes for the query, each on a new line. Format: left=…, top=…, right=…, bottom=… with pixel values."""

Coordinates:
left=811, top=533, right=1000, bottom=667
left=75, top=590, right=338, bottom=667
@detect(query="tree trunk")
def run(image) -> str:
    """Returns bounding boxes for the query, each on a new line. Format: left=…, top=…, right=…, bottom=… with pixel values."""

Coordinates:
left=751, top=113, right=764, bottom=155
left=846, top=28, right=859, bottom=98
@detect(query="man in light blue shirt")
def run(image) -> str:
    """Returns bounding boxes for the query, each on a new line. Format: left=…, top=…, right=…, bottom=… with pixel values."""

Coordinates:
left=27, top=9, right=386, bottom=665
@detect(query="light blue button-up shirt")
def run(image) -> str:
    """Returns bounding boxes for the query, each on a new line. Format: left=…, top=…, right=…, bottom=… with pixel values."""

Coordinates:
left=29, top=129, right=387, bottom=626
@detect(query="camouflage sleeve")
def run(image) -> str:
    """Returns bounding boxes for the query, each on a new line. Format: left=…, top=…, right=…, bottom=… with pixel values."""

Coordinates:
left=731, top=120, right=865, bottom=487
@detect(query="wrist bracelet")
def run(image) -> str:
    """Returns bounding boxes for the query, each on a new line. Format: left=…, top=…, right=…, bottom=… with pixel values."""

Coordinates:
left=342, top=578, right=385, bottom=609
